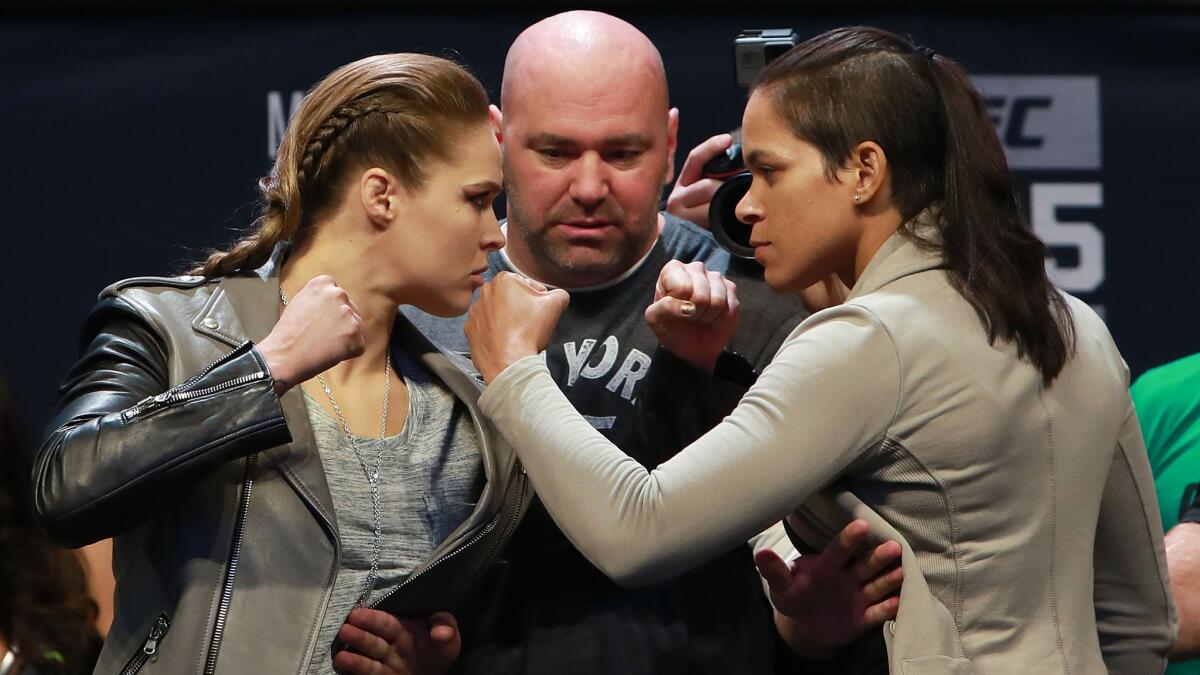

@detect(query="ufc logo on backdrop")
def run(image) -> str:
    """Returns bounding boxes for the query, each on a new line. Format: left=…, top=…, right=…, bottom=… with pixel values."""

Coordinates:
left=975, top=76, right=1106, bottom=302
left=266, top=90, right=306, bottom=157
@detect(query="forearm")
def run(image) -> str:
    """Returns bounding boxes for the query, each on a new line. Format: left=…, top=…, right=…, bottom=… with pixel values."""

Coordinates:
left=478, top=312, right=898, bottom=587
left=480, top=357, right=710, bottom=584
left=36, top=314, right=290, bottom=547
left=1166, top=522, right=1200, bottom=660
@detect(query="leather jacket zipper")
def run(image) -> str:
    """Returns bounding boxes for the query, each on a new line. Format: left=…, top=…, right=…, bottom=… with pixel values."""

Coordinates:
left=371, top=463, right=527, bottom=609
left=118, top=614, right=170, bottom=675
left=122, top=371, right=268, bottom=423
left=203, top=454, right=257, bottom=675
left=121, top=342, right=268, bottom=423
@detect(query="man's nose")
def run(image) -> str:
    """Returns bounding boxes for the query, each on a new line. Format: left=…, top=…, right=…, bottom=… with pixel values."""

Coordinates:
left=569, top=153, right=610, bottom=207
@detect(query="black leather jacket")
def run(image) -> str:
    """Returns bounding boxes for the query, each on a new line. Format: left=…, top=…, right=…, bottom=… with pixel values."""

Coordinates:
left=33, top=254, right=530, bottom=675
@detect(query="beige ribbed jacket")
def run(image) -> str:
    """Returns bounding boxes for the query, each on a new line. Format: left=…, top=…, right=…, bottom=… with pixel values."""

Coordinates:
left=478, top=228, right=1175, bottom=674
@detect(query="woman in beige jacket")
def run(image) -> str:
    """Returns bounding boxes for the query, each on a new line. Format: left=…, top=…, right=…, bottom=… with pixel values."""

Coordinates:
left=463, top=26, right=1176, bottom=674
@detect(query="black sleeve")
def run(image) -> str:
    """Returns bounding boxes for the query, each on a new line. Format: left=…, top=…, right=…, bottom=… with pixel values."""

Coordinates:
left=614, top=347, right=752, bottom=463
left=33, top=296, right=291, bottom=547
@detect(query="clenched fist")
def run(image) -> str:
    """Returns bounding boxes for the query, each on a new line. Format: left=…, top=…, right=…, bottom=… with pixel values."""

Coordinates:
left=258, top=275, right=365, bottom=394
left=645, top=260, right=741, bottom=372
left=465, top=272, right=569, bottom=384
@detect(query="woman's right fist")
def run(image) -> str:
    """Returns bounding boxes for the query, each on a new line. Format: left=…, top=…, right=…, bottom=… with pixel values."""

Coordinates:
left=465, top=272, right=570, bottom=384
left=258, top=275, right=365, bottom=394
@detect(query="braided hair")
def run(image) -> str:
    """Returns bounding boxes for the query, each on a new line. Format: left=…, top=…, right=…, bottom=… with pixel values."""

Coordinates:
left=296, top=101, right=384, bottom=188
left=193, top=54, right=490, bottom=278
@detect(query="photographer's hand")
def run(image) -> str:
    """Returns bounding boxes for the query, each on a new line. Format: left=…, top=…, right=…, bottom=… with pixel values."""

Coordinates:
left=665, top=133, right=733, bottom=229
left=645, top=260, right=740, bottom=372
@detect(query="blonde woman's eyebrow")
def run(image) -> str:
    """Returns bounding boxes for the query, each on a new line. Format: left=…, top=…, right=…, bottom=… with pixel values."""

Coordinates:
left=464, top=180, right=502, bottom=192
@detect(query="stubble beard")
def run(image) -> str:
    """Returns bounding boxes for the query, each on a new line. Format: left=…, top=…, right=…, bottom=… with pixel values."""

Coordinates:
left=504, top=165, right=667, bottom=288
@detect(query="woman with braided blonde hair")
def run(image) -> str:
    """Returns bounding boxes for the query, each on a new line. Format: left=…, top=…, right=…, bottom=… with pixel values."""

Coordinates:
left=34, top=53, right=529, bottom=675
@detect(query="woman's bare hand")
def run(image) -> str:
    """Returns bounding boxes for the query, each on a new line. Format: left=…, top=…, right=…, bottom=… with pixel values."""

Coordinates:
left=644, top=260, right=741, bottom=372
left=258, top=275, right=365, bottom=394
left=333, top=607, right=461, bottom=675
left=465, top=272, right=570, bottom=383
left=754, top=519, right=903, bottom=657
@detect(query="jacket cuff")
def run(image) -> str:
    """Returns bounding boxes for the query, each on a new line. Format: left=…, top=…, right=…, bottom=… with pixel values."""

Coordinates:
left=120, top=341, right=277, bottom=423
left=39, top=341, right=290, bottom=547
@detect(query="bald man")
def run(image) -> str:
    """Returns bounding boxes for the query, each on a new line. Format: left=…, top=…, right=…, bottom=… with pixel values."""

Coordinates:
left=404, top=10, right=806, bottom=367
left=370, top=12, right=892, bottom=675
left=495, top=11, right=683, bottom=290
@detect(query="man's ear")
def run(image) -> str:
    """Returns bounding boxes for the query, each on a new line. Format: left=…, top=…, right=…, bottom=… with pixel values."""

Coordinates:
left=664, top=107, right=680, bottom=185
left=850, top=141, right=888, bottom=206
left=360, top=168, right=398, bottom=230
left=488, top=105, right=504, bottom=145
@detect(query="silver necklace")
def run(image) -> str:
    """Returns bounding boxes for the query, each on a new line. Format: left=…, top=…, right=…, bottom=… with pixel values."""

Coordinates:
left=280, top=285, right=391, bottom=607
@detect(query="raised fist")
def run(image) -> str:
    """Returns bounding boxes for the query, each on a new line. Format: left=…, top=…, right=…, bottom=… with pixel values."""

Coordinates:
left=465, top=272, right=570, bottom=383
left=258, top=275, right=365, bottom=393
left=645, top=260, right=741, bottom=372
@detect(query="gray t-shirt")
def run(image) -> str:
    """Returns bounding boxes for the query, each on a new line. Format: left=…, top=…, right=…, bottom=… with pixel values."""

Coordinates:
left=305, top=343, right=483, bottom=675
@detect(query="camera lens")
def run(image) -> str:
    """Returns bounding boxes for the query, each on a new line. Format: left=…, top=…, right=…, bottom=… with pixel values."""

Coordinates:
left=708, top=171, right=755, bottom=259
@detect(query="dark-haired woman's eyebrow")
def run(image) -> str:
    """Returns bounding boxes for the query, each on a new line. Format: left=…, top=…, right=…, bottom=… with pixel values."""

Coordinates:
left=744, top=148, right=779, bottom=169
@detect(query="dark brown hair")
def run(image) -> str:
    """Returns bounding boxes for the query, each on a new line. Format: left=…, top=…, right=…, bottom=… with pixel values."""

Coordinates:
left=0, top=370, right=100, bottom=674
left=193, top=53, right=490, bottom=278
left=755, top=26, right=1074, bottom=384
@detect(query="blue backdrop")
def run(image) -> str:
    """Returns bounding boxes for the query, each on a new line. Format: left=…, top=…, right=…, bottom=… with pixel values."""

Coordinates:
left=3, top=7, right=1198, bottom=435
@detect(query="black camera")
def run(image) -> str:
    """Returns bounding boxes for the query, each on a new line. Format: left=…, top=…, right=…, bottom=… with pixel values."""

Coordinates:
left=704, top=29, right=799, bottom=260
left=707, top=148, right=755, bottom=258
